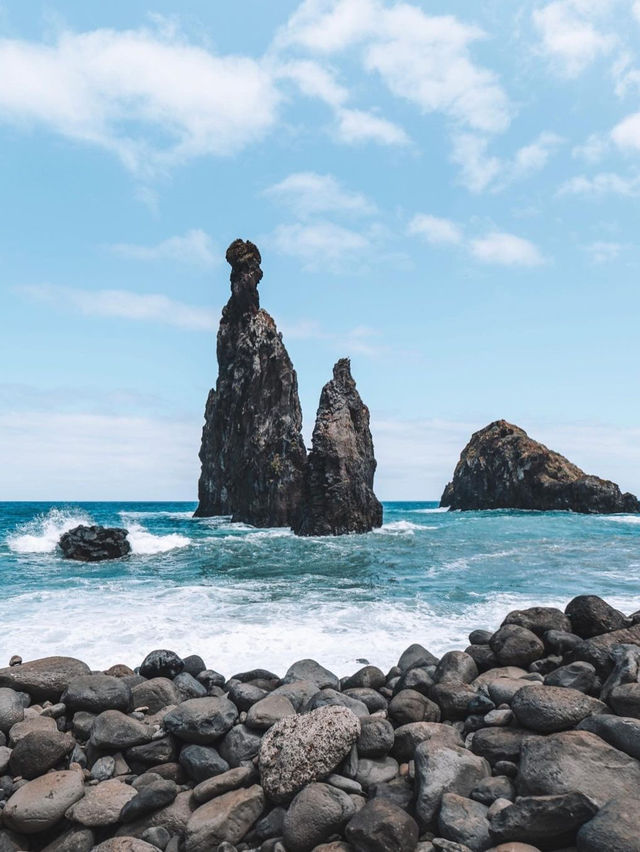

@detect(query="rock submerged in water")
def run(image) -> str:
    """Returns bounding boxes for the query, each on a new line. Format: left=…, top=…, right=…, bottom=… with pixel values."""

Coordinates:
left=293, top=358, right=383, bottom=536
left=441, top=419, right=639, bottom=513
left=194, top=239, right=307, bottom=527
left=2, top=592, right=640, bottom=849
left=59, top=525, right=131, bottom=561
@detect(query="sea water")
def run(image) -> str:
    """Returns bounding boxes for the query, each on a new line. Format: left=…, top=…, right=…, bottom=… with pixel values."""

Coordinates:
left=1, top=501, right=639, bottom=675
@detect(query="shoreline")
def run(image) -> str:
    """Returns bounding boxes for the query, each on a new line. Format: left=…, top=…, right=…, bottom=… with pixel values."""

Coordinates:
left=0, top=594, right=639, bottom=850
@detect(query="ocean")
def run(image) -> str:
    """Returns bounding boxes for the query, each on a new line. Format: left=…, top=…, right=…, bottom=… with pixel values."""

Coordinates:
left=1, top=501, right=639, bottom=676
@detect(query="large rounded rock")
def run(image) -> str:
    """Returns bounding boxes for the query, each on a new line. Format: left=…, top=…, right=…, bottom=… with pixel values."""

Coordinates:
left=283, top=782, right=355, bottom=851
left=391, top=722, right=463, bottom=763
left=434, top=652, right=478, bottom=685
left=609, top=682, right=640, bottom=718
left=388, top=689, right=440, bottom=725
left=511, top=685, right=606, bottom=733
left=414, top=740, right=490, bottom=826
left=490, top=626, right=544, bottom=668
left=3, top=769, right=85, bottom=833
left=218, top=724, right=262, bottom=767
left=578, top=713, right=640, bottom=760
left=577, top=794, right=640, bottom=851
left=471, top=728, right=532, bottom=766
left=259, top=705, right=360, bottom=802
left=41, top=826, right=95, bottom=852
left=565, top=595, right=629, bottom=638
left=130, top=678, right=180, bottom=714
left=62, top=675, right=131, bottom=713
left=503, top=606, right=572, bottom=636
left=0, top=689, right=25, bottom=733
left=94, top=840, right=159, bottom=852
left=283, top=659, right=340, bottom=690
left=489, top=791, right=598, bottom=847
left=59, top=525, right=130, bottom=561
left=245, top=694, right=296, bottom=731
left=139, top=649, right=184, bottom=680
left=304, top=688, right=369, bottom=720
left=0, top=657, right=90, bottom=702
left=398, top=643, right=438, bottom=672
left=65, top=779, right=136, bottom=827
left=517, top=730, right=640, bottom=807
left=90, top=710, right=152, bottom=750
left=9, top=729, right=74, bottom=778
left=184, top=784, right=265, bottom=851
left=119, top=780, right=177, bottom=824
left=342, top=666, right=385, bottom=691
left=179, top=744, right=229, bottom=783
left=163, top=697, right=238, bottom=744
left=357, top=717, right=395, bottom=758
left=346, top=797, right=419, bottom=851
left=544, top=661, right=596, bottom=693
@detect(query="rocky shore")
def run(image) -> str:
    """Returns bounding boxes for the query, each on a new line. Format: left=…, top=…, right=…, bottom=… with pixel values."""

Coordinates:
left=1, top=595, right=640, bottom=851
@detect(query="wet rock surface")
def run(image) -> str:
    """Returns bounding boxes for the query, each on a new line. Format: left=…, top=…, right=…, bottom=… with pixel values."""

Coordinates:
left=293, top=358, right=383, bottom=536
left=440, top=419, right=639, bottom=512
left=1, top=594, right=640, bottom=850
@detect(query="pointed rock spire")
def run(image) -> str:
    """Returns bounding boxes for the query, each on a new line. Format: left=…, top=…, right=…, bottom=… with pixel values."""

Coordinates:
left=194, top=239, right=306, bottom=526
left=294, top=358, right=383, bottom=536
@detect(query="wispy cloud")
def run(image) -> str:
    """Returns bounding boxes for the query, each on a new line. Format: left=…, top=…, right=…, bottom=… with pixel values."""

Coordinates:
left=19, top=284, right=215, bottom=331
left=270, top=221, right=369, bottom=271
left=280, top=318, right=384, bottom=357
left=611, top=112, right=640, bottom=153
left=532, top=0, right=618, bottom=77
left=264, top=171, right=375, bottom=217
left=583, top=241, right=624, bottom=263
left=110, top=229, right=218, bottom=267
left=470, top=232, right=544, bottom=266
left=408, top=214, right=463, bottom=245
left=558, top=171, right=640, bottom=196
left=334, top=107, right=409, bottom=146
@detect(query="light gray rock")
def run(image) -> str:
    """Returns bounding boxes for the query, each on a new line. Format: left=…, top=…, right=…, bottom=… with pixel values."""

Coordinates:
left=0, top=657, right=91, bottom=702
left=577, top=794, right=640, bottom=851
left=90, top=710, right=152, bottom=750
left=218, top=724, right=262, bottom=767
left=66, top=778, right=136, bottom=826
left=259, top=705, right=360, bottom=802
left=415, top=740, right=490, bottom=826
left=184, top=784, right=265, bottom=851
left=357, top=717, right=394, bottom=758
left=354, top=756, right=399, bottom=788
left=608, top=682, right=640, bottom=718
left=245, top=694, right=295, bottom=730
left=283, top=660, right=340, bottom=690
left=0, top=689, right=25, bottom=733
left=304, top=688, right=369, bottom=720
left=434, top=652, right=478, bottom=685
left=283, top=782, right=355, bottom=852
left=131, top=678, right=180, bottom=714
left=388, top=689, right=440, bottom=725
left=3, top=769, right=85, bottom=834
left=9, top=713, right=57, bottom=745
left=193, top=766, right=255, bottom=805
left=544, top=661, right=596, bottom=693
left=391, top=722, right=463, bottom=763
left=94, top=840, right=160, bottom=851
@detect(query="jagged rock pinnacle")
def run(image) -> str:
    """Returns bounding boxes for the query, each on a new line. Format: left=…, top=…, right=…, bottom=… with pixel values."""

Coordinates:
left=294, top=358, right=383, bottom=536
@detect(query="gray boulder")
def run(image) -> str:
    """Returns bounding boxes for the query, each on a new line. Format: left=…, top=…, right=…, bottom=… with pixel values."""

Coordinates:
left=511, top=685, right=606, bottom=733
left=577, top=794, right=640, bottom=851
left=283, top=659, right=340, bottom=690
left=179, top=744, right=229, bottom=783
left=62, top=675, right=131, bottom=713
left=131, top=678, right=180, bottom=714
left=283, top=782, right=355, bottom=851
left=543, top=661, right=596, bottom=693
left=218, top=724, right=262, bottom=767
left=0, top=689, right=25, bottom=733
left=90, top=710, right=152, bottom=750
left=489, top=792, right=598, bottom=847
left=9, top=729, right=74, bottom=778
left=184, top=784, right=265, bottom=851
left=415, top=739, right=490, bottom=826
left=3, top=769, right=85, bottom=833
left=163, top=697, right=238, bottom=744
left=438, top=793, right=491, bottom=850
left=490, top=626, right=544, bottom=668
left=503, top=607, right=571, bottom=636
left=565, top=595, right=629, bottom=638
left=0, top=657, right=90, bottom=702
left=608, top=682, right=640, bottom=717
left=245, top=694, right=296, bottom=730
left=392, top=722, right=463, bottom=763
left=578, top=713, right=640, bottom=760
left=346, top=798, right=419, bottom=852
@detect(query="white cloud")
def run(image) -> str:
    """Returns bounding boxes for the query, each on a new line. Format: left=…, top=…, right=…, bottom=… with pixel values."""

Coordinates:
left=0, top=411, right=199, bottom=500
left=335, top=107, right=409, bottom=146
left=634, top=0, right=640, bottom=21
left=532, top=0, right=618, bottom=77
left=279, top=318, right=383, bottom=357
left=280, top=0, right=510, bottom=134
left=583, top=241, right=624, bottom=262
left=19, top=284, right=216, bottom=331
left=270, top=220, right=369, bottom=270
left=451, top=133, right=501, bottom=193
left=264, top=171, right=375, bottom=217
left=470, top=232, right=544, bottom=266
left=611, top=111, right=640, bottom=152
left=0, top=26, right=280, bottom=175
left=110, top=229, right=217, bottom=266
left=572, top=132, right=609, bottom=163
left=276, top=58, right=348, bottom=107
left=558, top=171, right=640, bottom=195
left=511, top=132, right=564, bottom=178
left=408, top=214, right=463, bottom=245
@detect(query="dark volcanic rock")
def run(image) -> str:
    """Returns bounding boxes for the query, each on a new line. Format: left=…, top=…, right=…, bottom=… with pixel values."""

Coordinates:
left=440, top=419, right=639, bottom=513
left=346, top=798, right=419, bottom=852
left=489, top=792, right=598, bottom=848
left=293, top=358, right=383, bottom=536
left=59, top=525, right=131, bottom=561
left=0, top=656, right=90, bottom=702
left=564, top=594, right=630, bottom=638
left=577, top=794, right=640, bottom=852
left=194, top=239, right=306, bottom=526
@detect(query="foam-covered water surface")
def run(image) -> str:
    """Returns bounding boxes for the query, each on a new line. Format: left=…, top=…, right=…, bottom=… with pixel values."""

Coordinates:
left=1, top=501, right=639, bottom=674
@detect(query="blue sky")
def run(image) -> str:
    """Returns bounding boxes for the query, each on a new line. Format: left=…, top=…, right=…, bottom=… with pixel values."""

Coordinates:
left=1, top=0, right=640, bottom=500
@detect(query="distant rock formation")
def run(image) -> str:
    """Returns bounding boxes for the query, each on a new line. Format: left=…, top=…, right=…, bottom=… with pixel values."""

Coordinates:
left=441, top=420, right=639, bottom=514
left=59, top=525, right=131, bottom=561
left=194, top=239, right=306, bottom=526
left=294, top=358, right=383, bottom=536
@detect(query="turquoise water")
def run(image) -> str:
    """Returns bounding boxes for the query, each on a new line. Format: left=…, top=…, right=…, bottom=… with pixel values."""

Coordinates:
left=1, top=501, right=639, bottom=675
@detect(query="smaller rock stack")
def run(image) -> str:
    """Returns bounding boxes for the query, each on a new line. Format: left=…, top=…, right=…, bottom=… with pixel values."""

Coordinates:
left=293, top=358, right=383, bottom=536
left=441, top=419, right=640, bottom=513
left=1, top=594, right=640, bottom=849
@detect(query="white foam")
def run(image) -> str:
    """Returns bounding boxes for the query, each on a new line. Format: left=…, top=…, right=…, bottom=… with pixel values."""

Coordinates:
left=374, top=520, right=426, bottom=535
left=6, top=508, right=93, bottom=554
left=410, top=507, right=448, bottom=514
left=606, top=515, right=640, bottom=525
left=126, top=523, right=191, bottom=555
left=119, top=510, right=195, bottom=520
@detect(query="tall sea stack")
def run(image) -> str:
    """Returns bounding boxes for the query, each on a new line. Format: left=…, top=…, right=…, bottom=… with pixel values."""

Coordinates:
left=194, top=239, right=306, bottom=526
left=294, top=358, right=383, bottom=536
left=441, top=419, right=640, bottom=513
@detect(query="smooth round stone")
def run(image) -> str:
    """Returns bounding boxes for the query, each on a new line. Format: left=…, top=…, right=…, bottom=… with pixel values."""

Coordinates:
left=245, top=694, right=296, bottom=731
left=356, top=717, right=395, bottom=758
left=179, top=744, right=229, bottom=783
left=9, top=729, right=75, bottom=779
left=163, top=697, right=238, bottom=744
left=62, top=675, right=131, bottom=713
left=346, top=798, right=419, bottom=852
left=139, top=650, right=184, bottom=680
left=0, top=689, right=25, bottom=733
left=283, top=782, right=355, bottom=852
left=4, top=769, right=85, bottom=834
left=90, top=710, right=152, bottom=750
left=66, top=779, right=137, bottom=827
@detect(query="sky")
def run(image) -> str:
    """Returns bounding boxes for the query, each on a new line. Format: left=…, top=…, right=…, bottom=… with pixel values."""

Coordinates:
left=1, top=0, right=640, bottom=501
